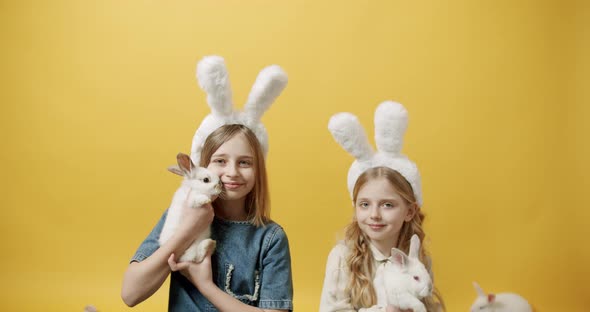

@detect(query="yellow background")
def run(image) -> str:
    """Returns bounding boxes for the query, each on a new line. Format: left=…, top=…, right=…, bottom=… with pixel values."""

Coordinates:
left=1, top=0, right=588, bottom=311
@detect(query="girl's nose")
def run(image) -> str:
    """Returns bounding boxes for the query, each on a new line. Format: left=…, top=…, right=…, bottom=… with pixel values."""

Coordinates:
left=370, top=207, right=381, bottom=220
left=225, top=162, right=239, bottom=177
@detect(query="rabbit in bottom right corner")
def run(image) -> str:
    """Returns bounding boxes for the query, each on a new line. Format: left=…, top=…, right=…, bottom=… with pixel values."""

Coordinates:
left=470, top=282, right=532, bottom=312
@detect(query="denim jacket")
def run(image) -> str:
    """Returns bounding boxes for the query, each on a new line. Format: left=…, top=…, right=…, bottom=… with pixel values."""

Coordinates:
left=131, top=210, right=294, bottom=311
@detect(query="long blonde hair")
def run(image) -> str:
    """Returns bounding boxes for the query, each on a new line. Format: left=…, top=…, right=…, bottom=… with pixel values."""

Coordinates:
left=199, top=124, right=270, bottom=227
left=345, top=166, right=445, bottom=311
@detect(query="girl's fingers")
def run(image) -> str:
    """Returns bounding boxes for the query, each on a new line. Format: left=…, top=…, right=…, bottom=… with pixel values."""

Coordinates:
left=168, top=254, right=178, bottom=270
left=168, top=254, right=189, bottom=271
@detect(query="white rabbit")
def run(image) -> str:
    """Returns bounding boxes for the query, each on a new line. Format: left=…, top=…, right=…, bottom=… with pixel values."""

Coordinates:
left=158, top=153, right=222, bottom=263
left=470, top=282, right=532, bottom=312
left=381, top=234, right=432, bottom=312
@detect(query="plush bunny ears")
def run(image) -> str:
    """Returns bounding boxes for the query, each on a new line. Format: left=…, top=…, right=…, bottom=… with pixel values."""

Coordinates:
left=328, top=101, right=423, bottom=207
left=190, top=55, right=288, bottom=163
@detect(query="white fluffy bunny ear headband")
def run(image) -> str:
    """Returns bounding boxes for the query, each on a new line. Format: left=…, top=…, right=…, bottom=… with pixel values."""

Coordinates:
left=190, top=55, right=288, bottom=164
left=328, top=101, right=423, bottom=207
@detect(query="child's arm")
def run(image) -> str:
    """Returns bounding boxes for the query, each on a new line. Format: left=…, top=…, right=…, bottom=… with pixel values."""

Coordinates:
left=121, top=202, right=214, bottom=306
left=121, top=234, right=191, bottom=306
left=320, top=244, right=361, bottom=312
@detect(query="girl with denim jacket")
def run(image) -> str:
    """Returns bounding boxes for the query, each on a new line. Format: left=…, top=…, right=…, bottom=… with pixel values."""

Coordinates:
left=122, top=124, right=293, bottom=312
left=122, top=56, right=293, bottom=311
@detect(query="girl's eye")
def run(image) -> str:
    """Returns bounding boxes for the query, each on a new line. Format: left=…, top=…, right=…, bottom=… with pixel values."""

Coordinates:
left=383, top=202, right=395, bottom=208
left=239, top=160, right=252, bottom=167
left=213, top=159, right=226, bottom=164
left=359, top=202, right=369, bottom=208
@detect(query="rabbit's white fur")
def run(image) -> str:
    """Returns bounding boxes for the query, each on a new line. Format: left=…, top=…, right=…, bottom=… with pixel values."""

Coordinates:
left=379, top=235, right=432, bottom=312
left=191, top=55, right=288, bottom=164
left=158, top=153, right=222, bottom=263
left=328, top=101, right=423, bottom=206
left=470, top=282, right=532, bottom=312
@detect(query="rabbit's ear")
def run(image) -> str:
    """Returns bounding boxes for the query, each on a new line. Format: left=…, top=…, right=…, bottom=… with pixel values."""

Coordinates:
left=409, top=234, right=421, bottom=259
left=167, top=165, right=184, bottom=176
left=176, top=153, right=193, bottom=174
left=473, top=282, right=486, bottom=297
left=197, top=56, right=234, bottom=118
left=243, top=65, right=288, bottom=122
left=390, top=248, right=409, bottom=268
left=328, top=113, right=374, bottom=161
left=487, top=294, right=496, bottom=303
left=374, top=101, right=408, bottom=157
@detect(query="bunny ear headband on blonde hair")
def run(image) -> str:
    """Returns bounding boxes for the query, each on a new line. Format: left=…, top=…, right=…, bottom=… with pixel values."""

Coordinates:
left=328, top=101, right=423, bottom=207
left=190, top=55, right=288, bottom=164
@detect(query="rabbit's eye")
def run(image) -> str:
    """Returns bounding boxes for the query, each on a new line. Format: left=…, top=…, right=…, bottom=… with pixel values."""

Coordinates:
left=203, top=178, right=210, bottom=183
left=413, top=276, right=420, bottom=281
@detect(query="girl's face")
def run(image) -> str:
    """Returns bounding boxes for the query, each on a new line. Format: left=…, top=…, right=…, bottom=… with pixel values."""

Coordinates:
left=207, top=133, right=256, bottom=201
left=355, top=177, right=414, bottom=251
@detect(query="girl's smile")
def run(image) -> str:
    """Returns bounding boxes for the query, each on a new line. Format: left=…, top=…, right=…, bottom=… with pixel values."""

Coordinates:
left=368, top=224, right=386, bottom=230
left=222, top=181, right=245, bottom=190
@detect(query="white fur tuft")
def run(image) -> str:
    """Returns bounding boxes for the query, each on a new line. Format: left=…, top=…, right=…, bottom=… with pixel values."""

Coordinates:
left=374, top=101, right=408, bottom=156
left=244, top=65, right=288, bottom=123
left=328, top=113, right=374, bottom=161
left=196, top=55, right=233, bottom=117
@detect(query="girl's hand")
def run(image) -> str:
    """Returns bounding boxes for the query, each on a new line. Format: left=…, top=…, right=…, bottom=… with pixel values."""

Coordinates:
left=167, top=253, right=191, bottom=279
left=168, top=253, right=214, bottom=291
left=386, top=306, right=412, bottom=312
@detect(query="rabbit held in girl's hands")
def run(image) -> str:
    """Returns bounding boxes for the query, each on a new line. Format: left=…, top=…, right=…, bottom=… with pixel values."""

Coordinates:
left=380, top=234, right=432, bottom=312
left=158, top=153, right=222, bottom=263
left=470, top=282, right=532, bottom=312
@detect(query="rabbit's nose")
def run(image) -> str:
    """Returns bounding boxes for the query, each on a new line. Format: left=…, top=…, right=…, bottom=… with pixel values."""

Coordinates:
left=420, top=284, right=432, bottom=297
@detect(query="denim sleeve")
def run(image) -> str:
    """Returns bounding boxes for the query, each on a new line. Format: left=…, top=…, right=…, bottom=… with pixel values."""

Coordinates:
left=258, top=225, right=293, bottom=311
left=130, top=210, right=167, bottom=263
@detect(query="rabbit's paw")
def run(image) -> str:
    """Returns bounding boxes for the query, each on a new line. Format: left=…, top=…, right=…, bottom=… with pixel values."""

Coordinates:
left=189, top=193, right=211, bottom=208
left=195, top=239, right=216, bottom=263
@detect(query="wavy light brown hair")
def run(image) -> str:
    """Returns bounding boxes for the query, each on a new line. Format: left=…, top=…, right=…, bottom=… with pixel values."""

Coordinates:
left=199, top=124, right=270, bottom=227
left=345, top=166, right=445, bottom=311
